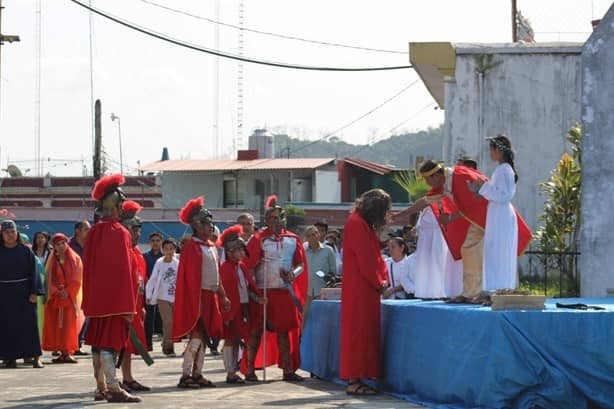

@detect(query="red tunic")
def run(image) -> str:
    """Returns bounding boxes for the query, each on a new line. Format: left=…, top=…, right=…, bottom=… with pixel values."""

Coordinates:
left=219, top=260, right=260, bottom=341
left=241, top=227, right=308, bottom=373
left=340, top=211, right=388, bottom=380
left=172, top=238, right=223, bottom=341
left=83, top=217, right=136, bottom=352
left=428, top=166, right=532, bottom=258
left=126, top=246, right=148, bottom=354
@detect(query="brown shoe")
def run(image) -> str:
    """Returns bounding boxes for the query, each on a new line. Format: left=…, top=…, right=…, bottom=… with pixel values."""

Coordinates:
left=105, top=389, right=142, bottom=403
left=121, top=380, right=151, bottom=392
left=94, top=389, right=107, bottom=401
left=244, top=372, right=259, bottom=382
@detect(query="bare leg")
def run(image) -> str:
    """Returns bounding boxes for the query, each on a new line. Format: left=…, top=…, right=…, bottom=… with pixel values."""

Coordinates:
left=246, top=327, right=262, bottom=377
left=92, top=350, right=107, bottom=394
left=181, top=338, right=201, bottom=377
left=121, top=354, right=134, bottom=382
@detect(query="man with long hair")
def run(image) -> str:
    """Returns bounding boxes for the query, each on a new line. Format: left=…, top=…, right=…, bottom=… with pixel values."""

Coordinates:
left=340, top=189, right=391, bottom=395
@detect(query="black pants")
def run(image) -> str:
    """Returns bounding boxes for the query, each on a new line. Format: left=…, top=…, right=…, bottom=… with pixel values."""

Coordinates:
left=144, top=304, right=163, bottom=350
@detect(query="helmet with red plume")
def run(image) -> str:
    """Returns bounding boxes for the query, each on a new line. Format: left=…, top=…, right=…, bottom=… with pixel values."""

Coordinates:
left=92, top=174, right=127, bottom=216
left=121, top=200, right=143, bottom=228
left=216, top=224, right=246, bottom=253
left=264, top=194, right=286, bottom=225
left=179, top=196, right=213, bottom=226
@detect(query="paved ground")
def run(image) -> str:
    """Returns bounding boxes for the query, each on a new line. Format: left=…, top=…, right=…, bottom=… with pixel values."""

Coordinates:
left=0, top=339, right=424, bottom=409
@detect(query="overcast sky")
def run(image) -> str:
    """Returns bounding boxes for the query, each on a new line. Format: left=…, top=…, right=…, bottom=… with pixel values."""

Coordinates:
left=0, top=0, right=610, bottom=176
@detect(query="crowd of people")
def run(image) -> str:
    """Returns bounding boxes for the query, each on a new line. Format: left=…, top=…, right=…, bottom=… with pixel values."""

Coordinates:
left=0, top=134, right=531, bottom=401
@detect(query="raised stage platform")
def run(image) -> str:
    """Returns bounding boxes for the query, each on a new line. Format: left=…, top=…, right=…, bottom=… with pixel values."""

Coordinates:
left=300, top=298, right=614, bottom=409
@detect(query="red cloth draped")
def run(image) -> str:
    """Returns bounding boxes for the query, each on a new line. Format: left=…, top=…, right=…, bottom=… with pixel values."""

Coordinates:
left=340, top=211, right=388, bottom=380
left=429, top=200, right=470, bottom=261
left=42, top=246, right=85, bottom=352
left=82, top=218, right=136, bottom=318
left=427, top=166, right=532, bottom=258
left=126, top=246, right=149, bottom=354
left=83, top=217, right=135, bottom=351
left=240, top=228, right=308, bottom=373
left=220, top=260, right=260, bottom=340
left=172, top=238, right=223, bottom=341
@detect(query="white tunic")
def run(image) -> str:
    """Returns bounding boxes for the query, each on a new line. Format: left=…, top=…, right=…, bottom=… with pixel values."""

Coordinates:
left=384, top=255, right=416, bottom=299
left=413, top=207, right=463, bottom=298
left=479, top=162, right=518, bottom=291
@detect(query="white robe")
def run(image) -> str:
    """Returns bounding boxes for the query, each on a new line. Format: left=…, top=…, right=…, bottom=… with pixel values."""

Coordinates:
left=479, top=162, right=518, bottom=291
left=413, top=207, right=463, bottom=298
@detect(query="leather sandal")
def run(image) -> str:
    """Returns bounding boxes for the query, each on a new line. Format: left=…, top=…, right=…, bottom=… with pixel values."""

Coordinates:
left=244, top=372, right=259, bottom=382
left=283, top=372, right=304, bottom=382
left=122, top=380, right=151, bottom=392
left=105, top=389, right=142, bottom=403
left=226, top=374, right=245, bottom=384
left=94, top=389, right=107, bottom=401
left=192, top=375, right=216, bottom=388
left=346, top=381, right=378, bottom=396
left=177, top=375, right=200, bottom=389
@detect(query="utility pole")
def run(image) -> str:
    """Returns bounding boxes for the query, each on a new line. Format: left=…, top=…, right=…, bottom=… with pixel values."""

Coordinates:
left=93, top=100, right=102, bottom=180
left=0, top=0, right=21, bottom=115
left=511, top=0, right=518, bottom=42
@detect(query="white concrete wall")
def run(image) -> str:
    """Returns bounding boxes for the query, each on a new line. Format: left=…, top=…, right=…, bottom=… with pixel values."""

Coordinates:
left=444, top=49, right=582, bottom=230
left=161, top=172, right=224, bottom=208
left=580, top=5, right=614, bottom=297
left=314, top=170, right=341, bottom=202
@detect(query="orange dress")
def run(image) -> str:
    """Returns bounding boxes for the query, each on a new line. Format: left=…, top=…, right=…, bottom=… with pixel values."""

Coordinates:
left=42, top=247, right=85, bottom=353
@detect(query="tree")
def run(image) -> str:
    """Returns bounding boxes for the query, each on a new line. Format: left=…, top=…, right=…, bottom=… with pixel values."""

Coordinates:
left=534, top=124, right=582, bottom=253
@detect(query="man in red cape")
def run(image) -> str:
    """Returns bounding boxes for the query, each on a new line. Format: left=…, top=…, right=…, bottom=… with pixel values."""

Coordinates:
left=82, top=174, right=141, bottom=403
left=118, top=201, right=151, bottom=393
left=172, top=196, right=231, bottom=388
left=242, top=195, right=308, bottom=382
left=399, top=160, right=532, bottom=301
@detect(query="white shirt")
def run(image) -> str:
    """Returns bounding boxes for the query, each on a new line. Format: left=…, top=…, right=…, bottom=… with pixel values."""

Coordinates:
left=385, top=254, right=416, bottom=299
left=146, top=256, right=179, bottom=304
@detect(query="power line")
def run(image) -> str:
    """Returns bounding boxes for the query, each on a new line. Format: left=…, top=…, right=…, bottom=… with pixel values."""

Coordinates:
left=353, top=102, right=437, bottom=155
left=69, top=0, right=412, bottom=72
left=289, top=79, right=421, bottom=155
left=136, top=0, right=407, bottom=55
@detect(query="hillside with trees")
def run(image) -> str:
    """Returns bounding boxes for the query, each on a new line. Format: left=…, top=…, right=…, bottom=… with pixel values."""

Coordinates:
left=272, top=125, right=443, bottom=169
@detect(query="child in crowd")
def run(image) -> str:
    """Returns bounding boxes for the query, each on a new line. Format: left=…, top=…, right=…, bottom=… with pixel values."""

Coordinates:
left=146, top=238, right=179, bottom=356
left=383, top=237, right=415, bottom=299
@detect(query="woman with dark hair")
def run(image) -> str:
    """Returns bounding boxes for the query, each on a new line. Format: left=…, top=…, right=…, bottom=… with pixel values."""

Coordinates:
left=471, top=135, right=520, bottom=291
left=340, top=189, right=391, bottom=395
left=382, top=237, right=415, bottom=300
left=0, top=220, right=44, bottom=368
left=32, top=231, right=51, bottom=266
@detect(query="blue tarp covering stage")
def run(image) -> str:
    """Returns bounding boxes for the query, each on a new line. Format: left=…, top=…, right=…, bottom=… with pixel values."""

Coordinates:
left=300, top=298, right=614, bottom=409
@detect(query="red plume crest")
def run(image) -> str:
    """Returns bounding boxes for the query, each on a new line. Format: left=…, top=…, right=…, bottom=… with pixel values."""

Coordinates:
left=122, top=200, right=142, bottom=214
left=265, top=195, right=278, bottom=209
left=179, top=196, right=205, bottom=225
left=92, top=174, right=126, bottom=200
left=216, top=224, right=243, bottom=247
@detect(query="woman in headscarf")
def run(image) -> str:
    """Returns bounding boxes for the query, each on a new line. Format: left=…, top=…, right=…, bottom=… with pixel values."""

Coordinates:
left=42, top=233, right=85, bottom=364
left=0, top=220, right=44, bottom=368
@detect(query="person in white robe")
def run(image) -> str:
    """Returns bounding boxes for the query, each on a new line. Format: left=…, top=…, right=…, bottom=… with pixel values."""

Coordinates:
left=474, top=135, right=519, bottom=291
left=412, top=206, right=463, bottom=298
left=383, top=237, right=415, bottom=299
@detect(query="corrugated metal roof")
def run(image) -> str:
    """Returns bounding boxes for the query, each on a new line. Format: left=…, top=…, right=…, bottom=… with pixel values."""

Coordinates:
left=341, top=157, right=396, bottom=175
left=138, top=158, right=336, bottom=172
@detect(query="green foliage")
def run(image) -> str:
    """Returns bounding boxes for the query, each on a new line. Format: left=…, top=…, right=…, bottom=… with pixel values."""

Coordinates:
left=534, top=124, right=582, bottom=253
left=285, top=204, right=305, bottom=217
left=391, top=170, right=430, bottom=202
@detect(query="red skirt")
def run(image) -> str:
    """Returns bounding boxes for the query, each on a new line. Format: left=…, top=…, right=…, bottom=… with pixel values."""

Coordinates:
left=85, top=316, right=128, bottom=353
left=250, top=289, right=299, bottom=333
left=222, top=303, right=251, bottom=341
left=190, top=290, right=223, bottom=340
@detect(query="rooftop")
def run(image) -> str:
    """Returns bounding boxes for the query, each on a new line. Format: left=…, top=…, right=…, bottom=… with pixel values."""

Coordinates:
left=138, top=158, right=336, bottom=172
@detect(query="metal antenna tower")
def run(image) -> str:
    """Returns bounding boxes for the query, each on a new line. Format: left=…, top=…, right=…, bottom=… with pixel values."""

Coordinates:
left=235, top=0, right=245, bottom=154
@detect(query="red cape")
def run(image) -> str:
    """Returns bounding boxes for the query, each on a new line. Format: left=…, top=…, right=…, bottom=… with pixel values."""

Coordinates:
left=126, top=246, right=148, bottom=354
left=172, top=237, right=213, bottom=340
left=241, top=227, right=308, bottom=373
left=82, top=217, right=136, bottom=318
left=429, top=200, right=470, bottom=261
left=428, top=166, right=532, bottom=258
left=220, top=260, right=260, bottom=324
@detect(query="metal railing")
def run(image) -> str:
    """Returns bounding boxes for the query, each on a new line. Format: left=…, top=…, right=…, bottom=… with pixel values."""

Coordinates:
left=518, top=250, right=581, bottom=298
